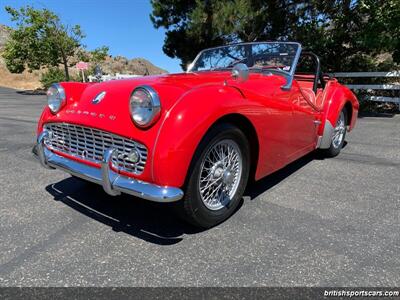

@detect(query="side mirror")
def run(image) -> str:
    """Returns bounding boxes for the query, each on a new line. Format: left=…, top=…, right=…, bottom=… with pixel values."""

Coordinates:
left=231, top=63, right=249, bottom=82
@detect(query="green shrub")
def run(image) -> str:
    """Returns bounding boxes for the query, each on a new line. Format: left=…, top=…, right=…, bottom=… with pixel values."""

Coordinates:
left=40, top=68, right=66, bottom=89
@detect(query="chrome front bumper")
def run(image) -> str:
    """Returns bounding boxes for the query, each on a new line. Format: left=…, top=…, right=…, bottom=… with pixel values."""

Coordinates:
left=33, top=130, right=184, bottom=202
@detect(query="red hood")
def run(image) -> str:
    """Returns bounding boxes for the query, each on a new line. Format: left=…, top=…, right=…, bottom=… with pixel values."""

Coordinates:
left=45, top=71, right=283, bottom=137
left=41, top=71, right=233, bottom=141
left=79, top=71, right=231, bottom=110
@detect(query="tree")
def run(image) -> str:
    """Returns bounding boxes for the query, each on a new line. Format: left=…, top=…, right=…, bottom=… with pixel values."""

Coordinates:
left=358, top=0, right=400, bottom=63
left=150, top=0, right=399, bottom=72
left=150, top=0, right=224, bottom=69
left=150, top=0, right=328, bottom=70
left=3, top=6, right=84, bottom=81
left=89, top=46, right=109, bottom=64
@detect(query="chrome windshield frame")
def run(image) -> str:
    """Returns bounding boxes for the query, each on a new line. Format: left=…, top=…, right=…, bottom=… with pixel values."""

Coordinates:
left=187, top=41, right=302, bottom=90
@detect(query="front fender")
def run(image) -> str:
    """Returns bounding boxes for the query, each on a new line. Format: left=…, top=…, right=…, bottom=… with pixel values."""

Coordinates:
left=152, top=85, right=248, bottom=187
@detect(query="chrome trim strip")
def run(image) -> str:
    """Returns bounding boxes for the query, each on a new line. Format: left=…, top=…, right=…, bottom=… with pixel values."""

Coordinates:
left=35, top=130, right=184, bottom=202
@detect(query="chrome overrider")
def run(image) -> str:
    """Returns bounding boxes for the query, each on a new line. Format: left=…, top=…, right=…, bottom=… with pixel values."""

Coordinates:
left=34, top=130, right=184, bottom=202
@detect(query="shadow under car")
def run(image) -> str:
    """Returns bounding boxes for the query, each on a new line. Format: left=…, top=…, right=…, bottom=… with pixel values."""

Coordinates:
left=46, top=151, right=322, bottom=244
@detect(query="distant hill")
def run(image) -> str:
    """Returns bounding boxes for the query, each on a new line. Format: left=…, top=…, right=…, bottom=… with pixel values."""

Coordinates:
left=98, top=56, right=167, bottom=76
left=0, top=24, right=167, bottom=90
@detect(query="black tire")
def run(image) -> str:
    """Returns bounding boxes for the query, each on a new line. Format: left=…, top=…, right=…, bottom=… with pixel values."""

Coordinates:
left=321, top=109, right=347, bottom=157
left=174, top=123, right=250, bottom=228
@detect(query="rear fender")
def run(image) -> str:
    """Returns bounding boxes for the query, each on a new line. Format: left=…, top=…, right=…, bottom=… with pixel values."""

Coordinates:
left=319, top=82, right=359, bottom=149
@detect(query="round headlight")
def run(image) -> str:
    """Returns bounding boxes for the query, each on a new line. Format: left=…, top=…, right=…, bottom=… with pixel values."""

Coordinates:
left=130, top=86, right=161, bottom=128
left=47, top=83, right=66, bottom=114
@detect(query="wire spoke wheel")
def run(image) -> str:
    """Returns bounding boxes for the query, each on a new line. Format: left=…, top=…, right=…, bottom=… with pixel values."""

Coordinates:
left=175, top=123, right=250, bottom=228
left=332, top=111, right=346, bottom=149
left=198, top=139, right=243, bottom=210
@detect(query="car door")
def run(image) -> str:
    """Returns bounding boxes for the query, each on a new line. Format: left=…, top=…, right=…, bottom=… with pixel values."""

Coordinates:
left=262, top=78, right=317, bottom=163
left=287, top=80, right=319, bottom=160
left=229, top=73, right=297, bottom=172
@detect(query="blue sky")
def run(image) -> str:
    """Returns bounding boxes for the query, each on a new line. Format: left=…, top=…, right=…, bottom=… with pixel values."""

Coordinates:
left=0, top=0, right=183, bottom=73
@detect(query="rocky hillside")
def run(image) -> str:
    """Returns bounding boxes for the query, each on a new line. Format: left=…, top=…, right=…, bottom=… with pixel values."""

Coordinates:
left=0, top=24, right=167, bottom=90
left=100, top=56, right=167, bottom=76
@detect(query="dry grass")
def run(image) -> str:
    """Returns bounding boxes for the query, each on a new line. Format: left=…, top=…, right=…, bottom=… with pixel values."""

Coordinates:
left=0, top=63, right=42, bottom=90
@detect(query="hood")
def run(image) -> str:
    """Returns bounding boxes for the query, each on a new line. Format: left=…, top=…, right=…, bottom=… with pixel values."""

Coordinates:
left=43, top=71, right=233, bottom=140
left=52, top=70, right=284, bottom=134
left=77, top=71, right=232, bottom=110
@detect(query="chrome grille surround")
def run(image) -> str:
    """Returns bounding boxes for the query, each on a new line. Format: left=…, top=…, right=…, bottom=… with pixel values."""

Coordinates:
left=43, top=123, right=147, bottom=175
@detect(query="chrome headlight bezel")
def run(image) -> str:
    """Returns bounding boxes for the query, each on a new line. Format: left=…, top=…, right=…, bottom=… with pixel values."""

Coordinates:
left=47, top=83, right=66, bottom=114
left=129, top=85, right=161, bottom=128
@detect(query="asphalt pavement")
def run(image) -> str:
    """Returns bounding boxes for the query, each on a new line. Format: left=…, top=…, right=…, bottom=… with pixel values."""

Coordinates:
left=0, top=86, right=399, bottom=286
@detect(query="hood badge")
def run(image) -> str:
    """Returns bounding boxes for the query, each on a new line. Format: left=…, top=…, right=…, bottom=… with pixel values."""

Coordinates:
left=92, top=91, right=106, bottom=104
left=65, top=109, right=116, bottom=121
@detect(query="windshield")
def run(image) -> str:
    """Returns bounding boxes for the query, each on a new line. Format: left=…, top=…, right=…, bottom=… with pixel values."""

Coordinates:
left=188, top=42, right=301, bottom=74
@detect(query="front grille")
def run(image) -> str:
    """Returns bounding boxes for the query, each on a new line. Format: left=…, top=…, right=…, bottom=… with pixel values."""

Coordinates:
left=44, top=123, right=147, bottom=175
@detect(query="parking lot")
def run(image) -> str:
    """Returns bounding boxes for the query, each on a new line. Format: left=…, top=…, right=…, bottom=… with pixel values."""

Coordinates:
left=0, top=86, right=399, bottom=286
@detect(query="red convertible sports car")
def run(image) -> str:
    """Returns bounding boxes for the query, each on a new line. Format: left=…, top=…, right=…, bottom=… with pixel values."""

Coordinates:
left=34, top=42, right=358, bottom=228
